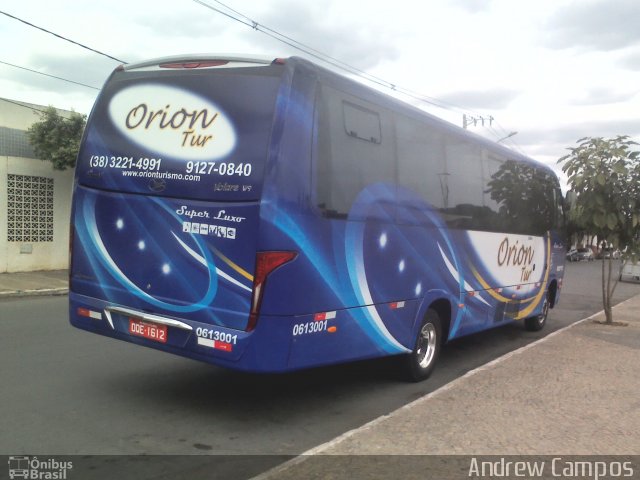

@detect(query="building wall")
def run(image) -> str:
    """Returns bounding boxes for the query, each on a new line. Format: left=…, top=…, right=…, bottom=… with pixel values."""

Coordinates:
left=0, top=98, right=76, bottom=273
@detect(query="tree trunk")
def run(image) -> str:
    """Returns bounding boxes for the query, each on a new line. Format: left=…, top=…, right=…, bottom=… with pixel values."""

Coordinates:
left=601, top=255, right=613, bottom=323
left=601, top=255, right=616, bottom=324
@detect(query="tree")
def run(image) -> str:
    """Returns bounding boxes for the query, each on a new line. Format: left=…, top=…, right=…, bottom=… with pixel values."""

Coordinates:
left=558, top=135, right=640, bottom=324
left=27, top=106, right=86, bottom=170
left=486, top=159, right=556, bottom=233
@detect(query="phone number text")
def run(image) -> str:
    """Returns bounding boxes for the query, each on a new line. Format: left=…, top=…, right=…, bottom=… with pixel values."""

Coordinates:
left=186, top=161, right=252, bottom=177
left=89, top=155, right=162, bottom=171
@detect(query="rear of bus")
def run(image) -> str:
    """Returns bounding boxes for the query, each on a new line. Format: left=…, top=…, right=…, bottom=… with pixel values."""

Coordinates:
left=69, top=56, right=295, bottom=371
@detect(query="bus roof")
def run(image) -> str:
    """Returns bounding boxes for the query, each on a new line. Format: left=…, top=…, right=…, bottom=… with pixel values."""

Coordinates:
left=119, top=53, right=553, bottom=178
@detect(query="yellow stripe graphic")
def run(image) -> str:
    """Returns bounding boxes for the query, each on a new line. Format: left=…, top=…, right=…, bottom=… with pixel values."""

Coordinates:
left=470, top=266, right=537, bottom=304
left=212, top=247, right=254, bottom=282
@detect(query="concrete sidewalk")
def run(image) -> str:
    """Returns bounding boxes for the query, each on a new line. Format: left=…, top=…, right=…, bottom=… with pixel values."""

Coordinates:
left=262, top=295, right=640, bottom=479
left=0, top=269, right=68, bottom=298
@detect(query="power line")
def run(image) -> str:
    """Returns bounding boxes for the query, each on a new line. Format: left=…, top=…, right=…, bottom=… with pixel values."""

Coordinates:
left=192, top=1, right=396, bottom=93
left=192, top=0, right=478, bottom=115
left=0, top=10, right=126, bottom=64
left=0, top=5, right=522, bottom=149
left=0, top=59, right=100, bottom=90
left=199, top=1, right=427, bottom=105
left=194, top=1, right=530, bottom=151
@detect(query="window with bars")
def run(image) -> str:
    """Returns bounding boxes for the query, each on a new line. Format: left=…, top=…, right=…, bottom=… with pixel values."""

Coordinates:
left=7, top=174, right=54, bottom=242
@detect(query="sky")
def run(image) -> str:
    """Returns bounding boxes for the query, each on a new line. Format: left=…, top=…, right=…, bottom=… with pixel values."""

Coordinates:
left=1, top=0, right=640, bottom=183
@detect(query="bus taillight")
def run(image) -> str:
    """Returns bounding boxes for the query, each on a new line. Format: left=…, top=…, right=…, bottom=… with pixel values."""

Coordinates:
left=246, top=251, right=297, bottom=332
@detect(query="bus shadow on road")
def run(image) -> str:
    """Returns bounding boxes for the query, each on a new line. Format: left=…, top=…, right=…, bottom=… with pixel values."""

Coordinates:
left=95, top=319, right=548, bottom=421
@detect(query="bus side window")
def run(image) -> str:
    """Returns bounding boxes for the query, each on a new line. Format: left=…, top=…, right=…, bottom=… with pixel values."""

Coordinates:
left=315, top=86, right=395, bottom=221
left=343, top=102, right=381, bottom=144
left=396, top=114, right=447, bottom=223
left=441, top=137, right=485, bottom=230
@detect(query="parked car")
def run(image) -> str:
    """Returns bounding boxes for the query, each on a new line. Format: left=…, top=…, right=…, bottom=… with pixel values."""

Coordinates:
left=600, top=247, right=621, bottom=259
left=620, top=261, right=640, bottom=283
left=576, top=248, right=594, bottom=261
left=566, top=248, right=579, bottom=262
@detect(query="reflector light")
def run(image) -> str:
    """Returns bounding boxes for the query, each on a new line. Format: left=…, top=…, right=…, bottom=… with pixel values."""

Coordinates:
left=197, top=337, right=233, bottom=352
left=78, top=307, right=102, bottom=320
left=160, top=60, right=229, bottom=69
left=246, top=251, right=297, bottom=331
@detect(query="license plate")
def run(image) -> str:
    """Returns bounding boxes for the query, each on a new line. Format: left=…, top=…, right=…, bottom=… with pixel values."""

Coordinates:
left=129, top=319, right=167, bottom=343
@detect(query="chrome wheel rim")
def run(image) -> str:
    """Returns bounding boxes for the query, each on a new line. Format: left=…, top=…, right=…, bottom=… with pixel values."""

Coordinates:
left=417, top=323, right=437, bottom=369
left=539, top=298, right=549, bottom=325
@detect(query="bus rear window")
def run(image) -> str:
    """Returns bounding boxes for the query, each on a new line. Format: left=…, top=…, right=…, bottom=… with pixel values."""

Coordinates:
left=76, top=65, right=283, bottom=201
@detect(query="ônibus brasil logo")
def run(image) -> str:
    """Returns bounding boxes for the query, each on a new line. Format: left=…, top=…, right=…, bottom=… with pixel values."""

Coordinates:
left=8, top=456, right=73, bottom=479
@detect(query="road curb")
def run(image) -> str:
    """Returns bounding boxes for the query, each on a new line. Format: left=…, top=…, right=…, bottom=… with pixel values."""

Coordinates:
left=0, top=288, right=68, bottom=299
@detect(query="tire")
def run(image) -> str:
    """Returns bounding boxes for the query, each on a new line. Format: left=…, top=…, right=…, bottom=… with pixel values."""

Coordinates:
left=525, top=292, right=550, bottom=331
left=403, top=309, right=442, bottom=382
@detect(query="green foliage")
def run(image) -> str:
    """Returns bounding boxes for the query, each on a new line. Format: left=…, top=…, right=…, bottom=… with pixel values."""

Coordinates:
left=27, top=106, right=86, bottom=170
left=559, top=136, right=640, bottom=248
left=558, top=135, right=640, bottom=323
left=486, top=159, right=557, bottom=233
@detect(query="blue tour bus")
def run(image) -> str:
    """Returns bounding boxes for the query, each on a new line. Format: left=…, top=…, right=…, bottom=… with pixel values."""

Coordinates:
left=69, top=55, right=566, bottom=381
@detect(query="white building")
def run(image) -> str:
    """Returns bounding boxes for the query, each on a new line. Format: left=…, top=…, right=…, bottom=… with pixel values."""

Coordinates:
left=0, top=98, right=75, bottom=272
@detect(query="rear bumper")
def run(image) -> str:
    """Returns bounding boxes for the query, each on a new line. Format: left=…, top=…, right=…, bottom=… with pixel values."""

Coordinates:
left=69, top=292, right=294, bottom=373
left=70, top=292, right=413, bottom=372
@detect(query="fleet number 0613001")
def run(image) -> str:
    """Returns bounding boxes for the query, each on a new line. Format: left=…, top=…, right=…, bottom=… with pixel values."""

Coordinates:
left=195, top=327, right=238, bottom=345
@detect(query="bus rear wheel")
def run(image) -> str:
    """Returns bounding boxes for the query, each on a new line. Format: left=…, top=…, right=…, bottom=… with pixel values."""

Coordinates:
left=403, top=309, right=442, bottom=382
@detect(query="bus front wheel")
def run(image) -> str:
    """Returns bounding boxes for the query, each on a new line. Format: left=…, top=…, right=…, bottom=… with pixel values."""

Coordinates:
left=403, top=309, right=442, bottom=382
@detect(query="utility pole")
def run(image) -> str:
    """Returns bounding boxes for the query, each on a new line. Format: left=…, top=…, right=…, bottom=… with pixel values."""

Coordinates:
left=463, top=114, right=494, bottom=129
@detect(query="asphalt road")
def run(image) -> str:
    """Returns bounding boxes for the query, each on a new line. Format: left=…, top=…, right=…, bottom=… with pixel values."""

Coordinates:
left=1, top=260, right=639, bottom=476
